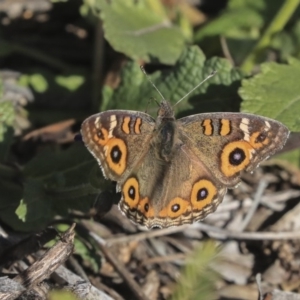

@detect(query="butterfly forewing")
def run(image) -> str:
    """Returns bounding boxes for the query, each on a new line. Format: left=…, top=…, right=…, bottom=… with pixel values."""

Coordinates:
left=178, top=112, right=289, bottom=187
left=81, top=110, right=156, bottom=182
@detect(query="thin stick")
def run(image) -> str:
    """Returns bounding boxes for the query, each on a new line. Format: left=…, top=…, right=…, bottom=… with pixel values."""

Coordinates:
left=90, top=232, right=149, bottom=300
left=107, top=222, right=300, bottom=244
left=256, top=273, right=263, bottom=300
left=141, top=253, right=187, bottom=266
left=107, top=225, right=190, bottom=245
left=239, top=180, right=268, bottom=232
left=220, top=35, right=234, bottom=66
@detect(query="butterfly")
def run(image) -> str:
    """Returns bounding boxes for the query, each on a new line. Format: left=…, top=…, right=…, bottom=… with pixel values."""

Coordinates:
left=81, top=72, right=289, bottom=228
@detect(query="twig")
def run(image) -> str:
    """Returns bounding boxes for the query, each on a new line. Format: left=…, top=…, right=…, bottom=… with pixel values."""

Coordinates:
left=92, top=19, right=105, bottom=112
left=107, top=225, right=191, bottom=245
left=141, top=253, right=187, bottom=266
left=14, top=224, right=75, bottom=287
left=0, top=277, right=25, bottom=300
left=1, top=225, right=75, bottom=300
left=193, top=223, right=300, bottom=241
left=0, top=227, right=57, bottom=267
left=54, top=265, right=114, bottom=300
left=239, top=180, right=268, bottom=232
left=107, top=222, right=300, bottom=244
left=0, top=39, right=75, bottom=72
left=68, top=255, right=90, bottom=282
left=256, top=273, right=263, bottom=300
left=93, top=280, right=125, bottom=300
left=220, top=35, right=234, bottom=66
left=262, top=189, right=300, bottom=203
left=89, top=232, right=149, bottom=300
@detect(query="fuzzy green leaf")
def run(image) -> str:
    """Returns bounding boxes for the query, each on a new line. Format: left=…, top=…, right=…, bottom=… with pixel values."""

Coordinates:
left=94, top=0, right=186, bottom=64
left=239, top=58, right=300, bottom=131
left=0, top=79, right=14, bottom=160
left=103, top=46, right=244, bottom=115
left=0, top=127, right=13, bottom=162
left=0, top=101, right=15, bottom=142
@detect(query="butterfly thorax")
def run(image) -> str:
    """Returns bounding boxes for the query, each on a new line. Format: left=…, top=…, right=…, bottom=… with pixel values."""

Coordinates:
left=153, top=100, right=178, bottom=162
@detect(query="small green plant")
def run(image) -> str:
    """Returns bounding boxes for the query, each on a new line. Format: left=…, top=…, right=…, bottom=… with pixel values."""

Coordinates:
left=171, top=241, right=220, bottom=300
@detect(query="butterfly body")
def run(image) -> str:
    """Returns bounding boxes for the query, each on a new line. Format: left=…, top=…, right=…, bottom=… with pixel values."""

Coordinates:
left=81, top=100, right=289, bottom=228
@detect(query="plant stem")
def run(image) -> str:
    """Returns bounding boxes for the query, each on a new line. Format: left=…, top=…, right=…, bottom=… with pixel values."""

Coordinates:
left=241, top=0, right=300, bottom=73
left=0, top=39, right=77, bottom=72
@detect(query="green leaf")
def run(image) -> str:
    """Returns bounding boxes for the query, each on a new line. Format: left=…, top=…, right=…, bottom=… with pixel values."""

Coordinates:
left=0, top=101, right=15, bottom=142
left=102, top=61, right=151, bottom=111
left=13, top=179, right=54, bottom=231
left=194, top=7, right=263, bottom=41
left=239, top=58, right=300, bottom=131
left=19, top=73, right=49, bottom=93
left=0, top=40, right=13, bottom=57
left=74, top=237, right=101, bottom=272
left=23, top=144, right=99, bottom=216
left=29, top=74, right=48, bottom=92
left=194, top=0, right=286, bottom=42
left=240, top=0, right=300, bottom=73
left=276, top=148, right=300, bottom=167
left=55, top=75, right=85, bottom=91
left=3, top=142, right=104, bottom=231
left=0, top=77, right=2, bottom=96
left=271, top=19, right=300, bottom=60
left=94, top=0, right=186, bottom=64
left=194, top=0, right=288, bottom=64
left=15, top=199, right=27, bottom=222
left=19, top=74, right=49, bottom=93
left=0, top=127, right=14, bottom=162
left=0, top=99, right=15, bottom=165
left=24, top=144, right=94, bottom=184
left=49, top=291, right=78, bottom=300
left=104, top=46, right=244, bottom=114
left=0, top=178, right=42, bottom=231
left=0, top=179, right=23, bottom=210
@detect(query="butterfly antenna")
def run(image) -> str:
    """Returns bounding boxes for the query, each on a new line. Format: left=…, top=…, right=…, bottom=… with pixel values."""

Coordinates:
left=173, top=70, right=217, bottom=108
left=140, top=65, right=166, bottom=101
